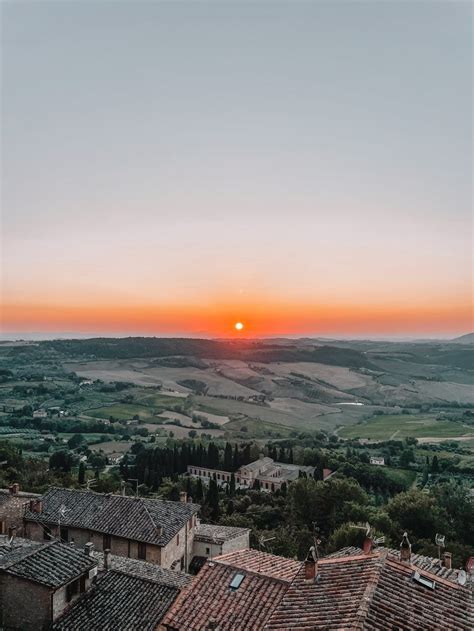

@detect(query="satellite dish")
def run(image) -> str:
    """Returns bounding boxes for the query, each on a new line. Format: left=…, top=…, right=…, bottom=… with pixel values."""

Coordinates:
left=458, top=570, right=467, bottom=586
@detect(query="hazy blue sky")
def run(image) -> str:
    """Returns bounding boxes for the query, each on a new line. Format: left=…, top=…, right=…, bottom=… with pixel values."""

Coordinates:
left=2, top=1, right=472, bottom=336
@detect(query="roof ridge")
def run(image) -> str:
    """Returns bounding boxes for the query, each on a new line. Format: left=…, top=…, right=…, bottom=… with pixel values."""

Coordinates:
left=353, top=550, right=388, bottom=629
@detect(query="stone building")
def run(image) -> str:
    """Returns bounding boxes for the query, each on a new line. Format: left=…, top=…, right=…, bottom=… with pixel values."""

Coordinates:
left=23, top=487, right=200, bottom=571
left=0, top=483, right=40, bottom=536
left=188, top=455, right=315, bottom=491
left=190, top=523, right=250, bottom=573
left=0, top=535, right=97, bottom=630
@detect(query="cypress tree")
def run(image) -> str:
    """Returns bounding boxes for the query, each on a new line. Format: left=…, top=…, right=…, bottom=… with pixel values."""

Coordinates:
left=224, top=442, right=233, bottom=470
left=78, top=462, right=86, bottom=485
left=206, top=478, right=220, bottom=521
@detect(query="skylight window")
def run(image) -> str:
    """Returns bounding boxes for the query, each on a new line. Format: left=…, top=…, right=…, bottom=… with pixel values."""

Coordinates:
left=412, top=571, right=436, bottom=590
left=229, top=573, right=245, bottom=590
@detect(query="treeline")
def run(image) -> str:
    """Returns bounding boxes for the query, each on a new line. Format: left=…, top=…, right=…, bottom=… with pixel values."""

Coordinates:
left=130, top=441, right=305, bottom=489
left=41, top=337, right=373, bottom=368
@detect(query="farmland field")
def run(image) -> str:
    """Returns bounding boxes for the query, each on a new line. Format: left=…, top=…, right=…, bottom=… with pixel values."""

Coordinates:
left=339, top=414, right=474, bottom=442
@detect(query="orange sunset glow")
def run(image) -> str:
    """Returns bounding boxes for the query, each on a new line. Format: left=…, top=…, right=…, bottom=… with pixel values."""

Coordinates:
left=2, top=2, right=472, bottom=340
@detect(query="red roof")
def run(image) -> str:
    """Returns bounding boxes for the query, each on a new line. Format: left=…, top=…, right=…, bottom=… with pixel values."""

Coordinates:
left=214, top=549, right=300, bottom=583
left=161, top=548, right=473, bottom=631
left=160, top=560, right=289, bottom=630
left=266, top=552, right=473, bottom=630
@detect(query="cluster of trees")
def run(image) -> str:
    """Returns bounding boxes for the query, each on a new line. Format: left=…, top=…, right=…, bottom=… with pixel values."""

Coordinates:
left=158, top=471, right=474, bottom=567
left=131, top=441, right=306, bottom=490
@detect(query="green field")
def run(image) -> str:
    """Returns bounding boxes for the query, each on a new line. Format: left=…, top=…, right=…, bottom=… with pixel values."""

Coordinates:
left=85, top=403, right=159, bottom=421
left=339, top=414, right=474, bottom=442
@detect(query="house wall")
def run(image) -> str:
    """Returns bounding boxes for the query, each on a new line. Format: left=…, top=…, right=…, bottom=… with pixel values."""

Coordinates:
left=24, top=520, right=197, bottom=568
left=187, top=466, right=232, bottom=487
left=193, top=531, right=250, bottom=560
left=160, top=520, right=195, bottom=571
left=52, top=572, right=94, bottom=619
left=0, top=574, right=52, bottom=631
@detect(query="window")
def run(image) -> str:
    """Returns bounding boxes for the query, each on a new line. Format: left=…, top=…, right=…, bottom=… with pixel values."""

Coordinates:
left=229, top=573, right=245, bottom=591
left=66, top=579, right=79, bottom=602
left=43, top=526, right=51, bottom=541
left=176, top=534, right=180, bottom=546
left=138, top=542, right=147, bottom=560
left=180, top=556, right=185, bottom=570
left=60, top=527, right=69, bottom=543
left=80, top=575, right=86, bottom=593
left=103, top=534, right=111, bottom=550
left=206, top=547, right=210, bottom=555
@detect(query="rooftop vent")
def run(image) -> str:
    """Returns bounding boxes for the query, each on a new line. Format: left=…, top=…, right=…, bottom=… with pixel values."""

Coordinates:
left=229, top=573, right=245, bottom=591
left=412, top=571, right=436, bottom=590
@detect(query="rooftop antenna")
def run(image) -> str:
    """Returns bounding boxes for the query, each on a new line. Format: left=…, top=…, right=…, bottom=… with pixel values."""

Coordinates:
left=58, top=504, right=71, bottom=542
left=435, top=533, right=445, bottom=560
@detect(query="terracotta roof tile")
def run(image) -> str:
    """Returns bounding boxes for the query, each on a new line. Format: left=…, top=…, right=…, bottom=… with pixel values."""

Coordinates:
left=214, top=548, right=300, bottom=583
left=266, top=552, right=474, bottom=630
left=161, top=560, right=288, bottom=631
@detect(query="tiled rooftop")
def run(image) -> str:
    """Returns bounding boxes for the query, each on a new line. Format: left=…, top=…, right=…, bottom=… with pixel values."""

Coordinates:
left=162, top=547, right=473, bottom=631
left=214, top=548, right=301, bottom=582
left=0, top=539, right=96, bottom=588
left=161, top=559, right=289, bottom=630
left=24, top=487, right=200, bottom=546
left=194, top=523, right=250, bottom=544
left=266, top=552, right=474, bottom=630
left=326, top=545, right=465, bottom=584
left=53, top=570, right=179, bottom=630
left=92, top=551, right=192, bottom=588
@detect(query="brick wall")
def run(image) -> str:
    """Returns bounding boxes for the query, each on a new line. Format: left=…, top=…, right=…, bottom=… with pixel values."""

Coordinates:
left=0, top=490, right=39, bottom=536
left=0, top=574, right=52, bottom=630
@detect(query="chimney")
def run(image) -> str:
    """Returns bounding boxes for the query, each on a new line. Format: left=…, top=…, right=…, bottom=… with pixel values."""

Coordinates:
left=180, top=491, right=187, bottom=503
left=363, top=537, right=374, bottom=555
left=187, top=495, right=193, bottom=504
left=104, top=548, right=112, bottom=570
left=207, top=619, right=219, bottom=630
left=9, top=483, right=19, bottom=495
left=8, top=526, right=16, bottom=540
left=400, top=532, right=411, bottom=564
left=156, top=525, right=163, bottom=537
left=442, top=552, right=452, bottom=570
left=304, top=546, right=317, bottom=582
left=29, top=499, right=43, bottom=514
left=84, top=542, right=94, bottom=556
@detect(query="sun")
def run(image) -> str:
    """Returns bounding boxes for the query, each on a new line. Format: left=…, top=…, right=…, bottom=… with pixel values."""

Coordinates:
left=234, top=322, right=244, bottom=331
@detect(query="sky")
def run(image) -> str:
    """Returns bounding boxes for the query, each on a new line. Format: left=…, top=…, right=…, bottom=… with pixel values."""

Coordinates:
left=1, top=1, right=472, bottom=339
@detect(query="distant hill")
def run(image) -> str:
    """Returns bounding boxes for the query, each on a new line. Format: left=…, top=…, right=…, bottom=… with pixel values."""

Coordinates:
left=41, top=337, right=375, bottom=369
left=451, top=333, right=474, bottom=345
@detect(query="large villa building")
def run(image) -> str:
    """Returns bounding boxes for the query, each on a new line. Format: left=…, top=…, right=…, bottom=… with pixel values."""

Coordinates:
left=188, top=455, right=317, bottom=491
